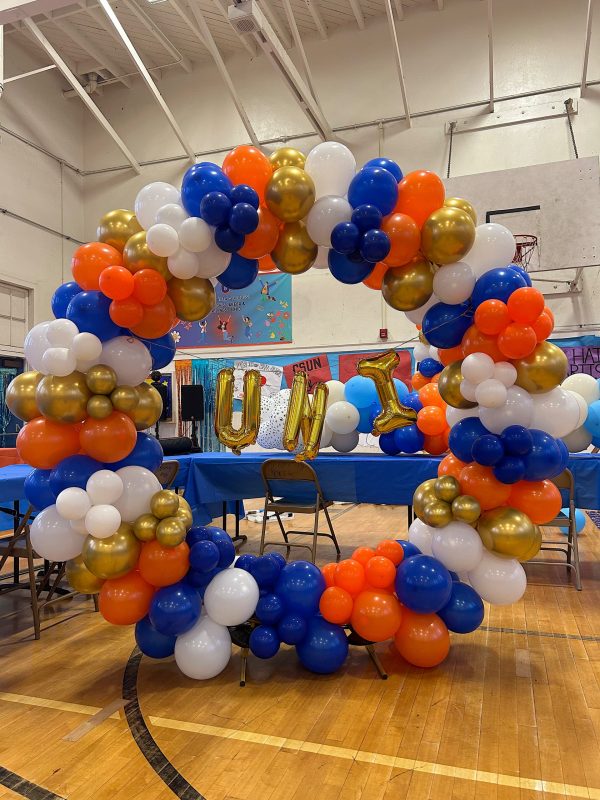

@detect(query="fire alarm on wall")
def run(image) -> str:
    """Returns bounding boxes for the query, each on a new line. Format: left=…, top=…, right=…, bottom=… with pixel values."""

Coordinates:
left=379, top=328, right=388, bottom=341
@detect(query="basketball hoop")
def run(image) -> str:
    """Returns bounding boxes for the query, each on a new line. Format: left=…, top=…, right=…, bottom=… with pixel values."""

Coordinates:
left=513, top=234, right=538, bottom=269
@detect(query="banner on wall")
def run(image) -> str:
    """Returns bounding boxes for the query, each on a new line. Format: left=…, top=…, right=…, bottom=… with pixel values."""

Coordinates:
left=233, top=360, right=283, bottom=399
left=173, top=273, right=292, bottom=349
left=562, top=345, right=600, bottom=377
left=283, top=354, right=332, bottom=391
left=338, top=349, right=412, bottom=386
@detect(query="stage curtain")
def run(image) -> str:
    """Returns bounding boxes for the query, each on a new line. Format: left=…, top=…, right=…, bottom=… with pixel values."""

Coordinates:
left=174, top=360, right=192, bottom=438
left=192, top=358, right=229, bottom=452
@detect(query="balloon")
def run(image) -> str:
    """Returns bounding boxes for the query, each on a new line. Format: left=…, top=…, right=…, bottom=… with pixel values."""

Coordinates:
left=344, top=375, right=379, bottom=409
left=508, top=479, right=562, bottom=524
left=365, top=555, right=397, bottom=587
left=134, top=182, right=180, bottom=230
left=132, top=269, right=167, bottom=306
left=247, top=625, right=280, bottom=659
left=458, top=463, right=511, bottom=510
left=416, top=406, right=446, bottom=436
left=176, top=217, right=212, bottom=254
left=319, top=586, right=353, bottom=624
left=129, top=296, right=177, bottom=339
left=146, top=223, right=179, bottom=258
left=360, top=229, right=390, bottom=263
left=24, top=469, right=56, bottom=511
left=306, top=196, right=352, bottom=247
left=394, top=608, right=450, bottom=667
left=532, top=311, right=553, bottom=341
left=214, top=225, right=244, bottom=254
left=296, top=617, right=349, bottom=674
left=155, top=203, right=187, bottom=231
left=507, top=286, right=545, bottom=324
left=30, top=505, right=84, bottom=561
left=52, top=282, right=82, bottom=319
left=304, top=142, right=356, bottom=199
left=135, top=615, right=176, bottom=659
left=134, top=333, right=176, bottom=371
left=181, top=163, right=232, bottom=217
left=276, top=561, right=325, bottom=617
left=444, top=196, right=476, bottom=223
left=266, top=166, right=315, bottom=222
left=433, top=261, right=475, bottom=304
left=438, top=452, right=467, bottom=480
left=493, top=455, right=528, bottom=485
left=230, top=203, right=259, bottom=236
left=166, top=276, right=215, bottom=322
left=421, top=207, right=475, bottom=265
left=96, top=209, right=142, bottom=254
left=199, top=192, right=232, bottom=227
left=364, top=157, right=402, bottom=182
left=473, top=299, right=510, bottom=335
left=498, top=323, right=537, bottom=360
left=203, top=568, right=259, bottom=626
left=238, top=205, right=280, bottom=259
left=175, top=616, right=232, bottom=679
left=437, top=360, right=475, bottom=410
left=522, top=429, right=562, bottom=480
left=218, top=254, right=259, bottom=290
left=110, top=432, right=163, bottom=472
left=448, top=416, right=489, bottom=463
left=48, top=455, right=102, bottom=497
left=463, top=223, right=516, bottom=276
left=395, top=554, right=452, bottom=613
left=84, top=504, right=122, bottom=539
left=272, top=221, right=317, bottom=274
left=422, top=301, right=472, bottom=349
left=407, top=518, right=434, bottom=555
left=394, top=423, right=425, bottom=453
left=149, top=582, right=201, bottom=636
left=138, top=540, right=189, bottom=587
left=6, top=371, right=42, bottom=422
left=80, top=411, right=137, bottom=463
left=109, top=298, right=143, bottom=328
left=269, top=147, right=306, bottom=171
left=472, top=267, right=527, bottom=308
left=468, top=550, right=527, bottom=605
left=348, top=167, right=398, bottom=215
left=328, top=250, right=373, bottom=284
left=394, top=170, right=445, bottom=227
left=475, top=379, right=507, bottom=408
left=471, top=434, right=504, bottom=466
left=66, top=555, right=105, bottom=594
left=563, top=373, right=600, bottom=404
left=71, top=242, right=122, bottom=290
left=166, top=247, right=199, bottom=280
left=461, top=325, right=505, bottom=362
left=511, top=341, right=567, bottom=395
left=438, top=582, right=484, bottom=633
left=17, top=418, right=80, bottom=470
left=478, top=506, right=541, bottom=560
left=108, top=467, right=160, bottom=525
left=530, top=387, right=580, bottom=438
left=494, top=361, right=518, bottom=387
left=382, top=257, right=434, bottom=311
left=479, top=386, right=534, bottom=434
left=222, top=145, right=271, bottom=201
left=123, top=231, right=171, bottom=281
left=67, top=291, right=121, bottom=341
left=56, top=487, right=91, bottom=521
left=562, top=425, right=592, bottom=453
left=351, top=590, right=402, bottom=642
left=325, top=401, right=360, bottom=435
left=331, top=222, right=360, bottom=254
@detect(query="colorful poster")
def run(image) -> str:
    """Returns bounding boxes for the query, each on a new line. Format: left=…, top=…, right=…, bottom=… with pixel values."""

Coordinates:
left=562, top=345, right=600, bottom=377
left=173, top=273, right=292, bottom=349
left=338, top=349, right=412, bottom=387
left=233, top=360, right=283, bottom=399
left=283, top=354, right=332, bottom=391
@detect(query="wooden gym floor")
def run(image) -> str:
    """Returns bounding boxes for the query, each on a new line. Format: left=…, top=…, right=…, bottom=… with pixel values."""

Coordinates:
left=1, top=502, right=600, bottom=800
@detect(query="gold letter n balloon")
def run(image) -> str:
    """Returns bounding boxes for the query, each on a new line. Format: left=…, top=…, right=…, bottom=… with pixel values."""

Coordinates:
left=357, top=350, right=417, bottom=434
left=214, top=368, right=261, bottom=455
left=283, top=372, right=328, bottom=461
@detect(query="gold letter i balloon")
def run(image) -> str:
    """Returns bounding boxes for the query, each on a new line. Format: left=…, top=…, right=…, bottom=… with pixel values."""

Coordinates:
left=357, top=351, right=417, bottom=435
left=214, top=367, right=261, bottom=455
left=283, top=372, right=329, bottom=461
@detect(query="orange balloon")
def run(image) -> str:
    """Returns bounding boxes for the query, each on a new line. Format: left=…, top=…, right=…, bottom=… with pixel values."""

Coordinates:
left=508, top=480, right=562, bottom=524
left=351, top=590, right=402, bottom=642
left=461, top=325, right=505, bottom=362
left=497, top=323, right=537, bottom=359
left=375, top=539, right=404, bottom=566
left=238, top=206, right=280, bottom=259
left=507, top=287, right=545, bottom=324
left=417, top=406, right=447, bottom=436
left=365, top=555, right=396, bottom=589
left=321, top=562, right=337, bottom=588
left=222, top=145, right=272, bottom=202
left=99, top=572, right=155, bottom=626
left=394, top=171, right=445, bottom=228
left=80, top=411, right=137, bottom=463
left=394, top=608, right=450, bottom=668
left=109, top=297, right=144, bottom=328
left=130, top=295, right=177, bottom=339
left=438, top=453, right=468, bottom=480
left=438, top=345, right=464, bottom=367
left=334, top=558, right=366, bottom=596
left=363, top=261, right=390, bottom=290
left=132, top=269, right=167, bottom=306
left=72, top=242, right=122, bottom=290
left=99, top=265, right=134, bottom=300
left=381, top=213, right=420, bottom=267
left=411, top=372, right=429, bottom=391
left=258, top=254, right=279, bottom=273
left=139, top=540, right=190, bottom=587
left=352, top=546, right=376, bottom=567
left=17, top=418, right=81, bottom=470
left=474, top=299, right=510, bottom=336
left=458, top=463, right=511, bottom=510
left=543, top=305, right=555, bottom=327
left=319, top=586, right=353, bottom=624
left=418, top=382, right=445, bottom=408
left=532, top=311, right=553, bottom=342
left=423, top=430, right=450, bottom=455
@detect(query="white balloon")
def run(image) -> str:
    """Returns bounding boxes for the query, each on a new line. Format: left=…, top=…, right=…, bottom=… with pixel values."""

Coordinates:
left=204, top=568, right=259, bottom=626
left=562, top=425, right=593, bottom=452
left=304, top=142, right=356, bottom=199
left=405, top=294, right=437, bottom=325
left=431, top=521, right=484, bottom=572
left=24, top=321, right=51, bottom=373
left=85, top=504, right=122, bottom=539
left=407, top=518, right=434, bottom=555
left=568, top=390, right=589, bottom=427
left=306, top=195, right=353, bottom=246
left=175, top=617, right=232, bottom=680
left=446, top=405, right=480, bottom=427
left=70, top=517, right=89, bottom=536
left=320, top=422, right=333, bottom=448
left=135, top=182, right=180, bottom=230
left=196, top=236, right=231, bottom=279
left=47, top=318, right=78, bottom=347
left=325, top=380, right=346, bottom=407
left=113, top=466, right=162, bottom=522
left=86, top=470, right=124, bottom=505
left=562, top=373, right=600, bottom=405
left=530, top=387, right=580, bottom=438
left=413, top=342, right=430, bottom=362
left=30, top=505, right=84, bottom=561
left=100, top=336, right=152, bottom=387
left=475, top=378, right=508, bottom=408
left=429, top=347, right=439, bottom=361
left=146, top=223, right=180, bottom=257
left=462, top=352, right=495, bottom=384
left=56, top=487, right=91, bottom=521
left=493, top=361, right=517, bottom=387
left=178, top=217, right=212, bottom=253
left=326, top=401, right=360, bottom=435
left=312, top=246, right=330, bottom=270
left=331, top=430, right=359, bottom=452
left=156, top=202, right=188, bottom=231
left=432, top=261, right=475, bottom=305
left=464, top=223, right=516, bottom=277
left=479, top=386, right=533, bottom=434
left=468, top=551, right=527, bottom=605
left=71, top=332, right=102, bottom=362
left=460, top=380, right=478, bottom=402
left=41, top=347, right=77, bottom=378
left=167, top=247, right=200, bottom=279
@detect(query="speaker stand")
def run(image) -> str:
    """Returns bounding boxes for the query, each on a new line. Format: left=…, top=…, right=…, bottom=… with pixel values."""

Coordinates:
left=191, top=418, right=199, bottom=450
left=154, top=421, right=160, bottom=440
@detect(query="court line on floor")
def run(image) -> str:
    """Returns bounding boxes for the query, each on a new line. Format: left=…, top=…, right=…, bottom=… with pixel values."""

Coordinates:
left=481, top=625, right=600, bottom=642
left=0, top=766, right=66, bottom=800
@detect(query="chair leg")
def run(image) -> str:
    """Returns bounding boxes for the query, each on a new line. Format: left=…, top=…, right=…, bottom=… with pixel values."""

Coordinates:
left=93, top=594, right=99, bottom=612
left=366, top=645, right=388, bottom=680
left=240, top=647, right=248, bottom=687
left=274, top=512, right=291, bottom=558
left=323, top=506, right=341, bottom=559
left=25, top=532, right=41, bottom=640
left=311, top=509, right=320, bottom=564
left=570, top=516, right=582, bottom=591
left=259, top=494, right=269, bottom=555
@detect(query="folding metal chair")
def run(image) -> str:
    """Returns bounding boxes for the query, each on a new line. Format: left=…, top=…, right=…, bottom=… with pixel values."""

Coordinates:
left=259, top=459, right=340, bottom=564
left=154, top=460, right=180, bottom=488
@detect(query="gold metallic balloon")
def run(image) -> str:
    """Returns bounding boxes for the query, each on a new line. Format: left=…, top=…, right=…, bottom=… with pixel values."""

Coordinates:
left=81, top=523, right=141, bottom=579
left=265, top=166, right=315, bottom=223
left=123, top=231, right=172, bottom=281
left=167, top=277, right=215, bottom=322
left=422, top=500, right=453, bottom=528
left=175, top=506, right=193, bottom=530
left=111, top=385, right=139, bottom=413
left=215, top=367, right=261, bottom=455
left=127, top=382, right=163, bottom=430
left=150, top=489, right=180, bottom=519
left=358, top=350, right=417, bottom=434
left=272, top=221, right=318, bottom=275
left=269, top=147, right=306, bottom=171
left=97, top=209, right=142, bottom=253
left=36, top=371, right=91, bottom=424
left=444, top=197, right=477, bottom=225
left=283, top=372, right=328, bottom=460
left=66, top=555, right=105, bottom=594
left=437, top=359, right=477, bottom=410
left=451, top=494, right=481, bottom=524
left=87, top=395, right=113, bottom=419
left=6, top=370, right=42, bottom=422
left=86, top=365, right=117, bottom=395
left=478, top=507, right=541, bottom=561
left=382, top=257, right=435, bottom=312
left=513, top=341, right=568, bottom=394
left=421, top=207, right=476, bottom=265
left=133, top=513, right=159, bottom=542
left=434, top=475, right=461, bottom=503
left=413, top=478, right=439, bottom=519
left=156, top=517, right=187, bottom=547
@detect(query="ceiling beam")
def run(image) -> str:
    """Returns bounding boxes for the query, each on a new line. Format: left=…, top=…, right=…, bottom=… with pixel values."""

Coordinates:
left=436, top=0, right=443, bottom=9
left=256, top=0, right=292, bottom=48
left=581, top=0, right=593, bottom=96
left=84, top=4, right=163, bottom=74
left=121, top=0, right=193, bottom=73
left=383, top=0, right=410, bottom=126
left=302, top=0, right=327, bottom=39
left=281, top=0, right=320, bottom=103
left=487, top=0, right=494, bottom=110
left=393, top=0, right=404, bottom=21
left=53, top=15, right=132, bottom=87
left=348, top=0, right=365, bottom=30
left=211, top=0, right=257, bottom=56
left=23, top=17, right=141, bottom=172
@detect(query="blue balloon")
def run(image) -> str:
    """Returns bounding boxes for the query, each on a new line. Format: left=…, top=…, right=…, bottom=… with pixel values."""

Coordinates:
left=215, top=225, right=244, bottom=254
left=182, top=163, right=233, bottom=217
left=344, top=375, right=378, bottom=409
left=110, top=432, right=164, bottom=472
left=49, top=454, right=103, bottom=495
left=24, top=469, right=56, bottom=511
left=493, top=456, right=526, bottom=484
left=395, top=554, right=452, bottom=614
left=360, top=229, right=390, bottom=263
left=396, top=539, right=421, bottom=558
left=250, top=625, right=281, bottom=659
left=150, top=582, right=201, bottom=636
left=449, top=571, right=460, bottom=582
left=510, top=264, right=532, bottom=286
left=369, top=402, right=382, bottom=426
left=393, top=378, right=409, bottom=400
left=207, top=526, right=235, bottom=568
left=500, top=424, right=533, bottom=456
left=278, top=613, right=307, bottom=645
left=364, top=157, right=403, bottom=183
left=379, top=432, right=400, bottom=456
left=357, top=404, right=377, bottom=433
left=268, top=551, right=286, bottom=568
left=523, top=429, right=562, bottom=480
left=328, top=250, right=374, bottom=284
left=134, top=333, right=176, bottom=370
left=438, top=582, right=484, bottom=634
left=135, top=615, right=176, bottom=658
left=422, top=301, right=472, bottom=349
left=331, top=222, right=360, bottom=254
left=471, top=267, right=528, bottom=308
left=559, top=507, right=586, bottom=534
left=584, top=400, right=600, bottom=436
left=185, top=567, right=220, bottom=589
left=296, top=617, right=348, bottom=674
left=186, top=525, right=211, bottom=547
left=419, top=358, right=443, bottom=378
left=276, top=561, right=325, bottom=618
left=230, top=184, right=259, bottom=209
left=66, top=291, right=120, bottom=341
left=51, top=281, right=81, bottom=319
left=472, top=434, right=504, bottom=466
left=256, top=593, right=284, bottom=625
left=448, top=417, right=489, bottom=463
left=351, top=204, right=383, bottom=233
left=218, top=254, right=258, bottom=289
left=199, top=191, right=232, bottom=226
left=250, top=554, right=282, bottom=588
left=394, top=424, right=425, bottom=454
left=230, top=203, right=259, bottom=235
left=235, top=553, right=258, bottom=572
left=348, top=167, right=398, bottom=215
left=189, top=540, right=220, bottom=572
left=402, top=391, right=423, bottom=412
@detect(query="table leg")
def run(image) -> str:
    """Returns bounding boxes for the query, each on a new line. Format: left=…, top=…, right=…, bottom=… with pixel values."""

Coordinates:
left=407, top=505, right=413, bottom=526
left=231, top=501, right=247, bottom=550
left=222, top=502, right=227, bottom=533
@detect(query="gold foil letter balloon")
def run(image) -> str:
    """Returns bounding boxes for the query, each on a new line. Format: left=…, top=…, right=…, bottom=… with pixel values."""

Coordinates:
left=357, top=351, right=417, bottom=435
left=283, top=372, right=329, bottom=461
left=214, top=368, right=261, bottom=455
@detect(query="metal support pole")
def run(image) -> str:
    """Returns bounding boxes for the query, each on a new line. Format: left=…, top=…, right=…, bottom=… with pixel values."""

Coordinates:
left=487, top=0, right=494, bottom=111
left=383, top=0, right=411, bottom=127
left=581, top=0, right=593, bottom=96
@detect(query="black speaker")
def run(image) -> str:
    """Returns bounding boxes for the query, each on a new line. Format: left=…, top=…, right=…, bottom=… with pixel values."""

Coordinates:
left=181, top=384, right=205, bottom=422
left=151, top=380, right=169, bottom=421
left=160, top=436, right=194, bottom=455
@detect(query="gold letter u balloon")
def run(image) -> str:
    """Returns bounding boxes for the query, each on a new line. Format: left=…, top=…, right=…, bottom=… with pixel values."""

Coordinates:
left=357, top=350, right=417, bottom=435
left=214, top=368, right=261, bottom=455
left=283, top=372, right=328, bottom=461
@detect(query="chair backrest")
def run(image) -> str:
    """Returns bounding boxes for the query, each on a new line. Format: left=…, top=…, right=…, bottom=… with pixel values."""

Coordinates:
left=154, top=460, right=180, bottom=488
left=550, top=468, right=574, bottom=511
left=261, top=459, right=322, bottom=504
